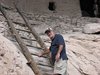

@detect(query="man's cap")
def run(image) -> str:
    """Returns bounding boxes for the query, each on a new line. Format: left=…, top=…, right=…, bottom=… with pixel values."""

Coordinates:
left=45, top=28, right=53, bottom=34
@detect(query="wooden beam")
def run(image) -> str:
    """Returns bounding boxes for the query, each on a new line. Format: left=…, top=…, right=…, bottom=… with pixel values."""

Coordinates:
left=13, top=20, right=37, bottom=26
left=11, top=40, right=42, bottom=49
left=14, top=5, right=47, bottom=50
left=13, top=21, right=26, bottom=27
left=37, top=63, right=52, bottom=68
left=21, top=36, right=36, bottom=41
left=26, top=44, right=41, bottom=49
left=16, top=28, right=31, bottom=33
left=0, top=4, right=42, bottom=75
left=31, top=53, right=48, bottom=58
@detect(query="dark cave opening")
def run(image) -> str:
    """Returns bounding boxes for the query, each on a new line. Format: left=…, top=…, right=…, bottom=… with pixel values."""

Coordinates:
left=80, top=0, right=100, bottom=18
left=93, top=31, right=100, bottom=34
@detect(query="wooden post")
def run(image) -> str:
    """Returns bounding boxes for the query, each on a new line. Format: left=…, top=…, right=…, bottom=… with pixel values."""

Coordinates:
left=0, top=4, right=42, bottom=75
left=14, top=5, right=47, bottom=50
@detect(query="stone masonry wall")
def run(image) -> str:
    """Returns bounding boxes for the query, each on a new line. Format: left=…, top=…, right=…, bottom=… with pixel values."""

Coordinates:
left=0, top=0, right=81, bottom=17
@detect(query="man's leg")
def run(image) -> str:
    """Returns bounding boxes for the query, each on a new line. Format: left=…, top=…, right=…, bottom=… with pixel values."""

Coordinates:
left=54, top=59, right=67, bottom=75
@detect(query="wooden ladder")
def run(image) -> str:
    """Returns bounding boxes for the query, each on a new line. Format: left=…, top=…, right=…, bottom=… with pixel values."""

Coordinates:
left=0, top=3, right=53, bottom=75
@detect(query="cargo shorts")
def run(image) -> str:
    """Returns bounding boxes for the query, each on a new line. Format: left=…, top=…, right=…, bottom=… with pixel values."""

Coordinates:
left=53, top=58, right=67, bottom=75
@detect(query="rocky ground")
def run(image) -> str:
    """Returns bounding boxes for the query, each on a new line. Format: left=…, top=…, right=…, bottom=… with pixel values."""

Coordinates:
left=0, top=8, right=100, bottom=75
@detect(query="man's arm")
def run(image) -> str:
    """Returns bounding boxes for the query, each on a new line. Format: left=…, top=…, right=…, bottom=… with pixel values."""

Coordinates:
left=57, top=45, right=63, bottom=54
left=38, top=48, right=50, bottom=57
left=56, top=45, right=63, bottom=61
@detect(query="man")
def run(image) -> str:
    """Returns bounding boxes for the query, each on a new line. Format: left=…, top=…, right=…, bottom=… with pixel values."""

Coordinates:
left=38, top=28, right=68, bottom=75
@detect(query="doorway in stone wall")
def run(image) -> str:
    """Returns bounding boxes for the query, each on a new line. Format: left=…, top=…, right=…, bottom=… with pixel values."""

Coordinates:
left=80, top=0, right=95, bottom=17
left=48, top=1, right=56, bottom=11
left=80, top=0, right=100, bottom=18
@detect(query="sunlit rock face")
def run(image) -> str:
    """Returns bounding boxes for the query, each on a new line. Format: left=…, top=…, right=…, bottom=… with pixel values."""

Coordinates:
left=0, top=34, right=35, bottom=75
left=64, top=34, right=100, bottom=75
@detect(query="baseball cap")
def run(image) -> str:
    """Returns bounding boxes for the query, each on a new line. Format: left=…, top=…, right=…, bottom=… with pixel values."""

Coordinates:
left=45, top=28, right=53, bottom=34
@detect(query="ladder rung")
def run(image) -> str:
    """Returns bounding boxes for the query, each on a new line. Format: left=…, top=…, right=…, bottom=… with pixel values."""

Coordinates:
left=31, top=53, right=48, bottom=58
left=37, top=63, right=52, bottom=68
left=21, top=37, right=36, bottom=41
left=13, top=21, right=26, bottom=27
left=26, top=44, right=41, bottom=49
left=16, top=28, right=31, bottom=33
left=13, top=21, right=37, bottom=27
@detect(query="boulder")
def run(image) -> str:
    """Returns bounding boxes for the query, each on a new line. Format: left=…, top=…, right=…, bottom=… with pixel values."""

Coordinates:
left=83, top=23, right=100, bottom=34
left=0, top=34, right=34, bottom=75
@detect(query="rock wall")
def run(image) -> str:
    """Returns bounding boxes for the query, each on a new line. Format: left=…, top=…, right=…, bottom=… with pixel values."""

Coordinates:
left=64, top=34, right=100, bottom=75
left=0, top=0, right=81, bottom=17
left=0, top=34, right=34, bottom=75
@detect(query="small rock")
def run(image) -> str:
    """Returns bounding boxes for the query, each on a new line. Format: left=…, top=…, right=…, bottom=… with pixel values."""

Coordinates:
left=0, top=53, right=4, bottom=57
left=4, top=62, right=7, bottom=64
